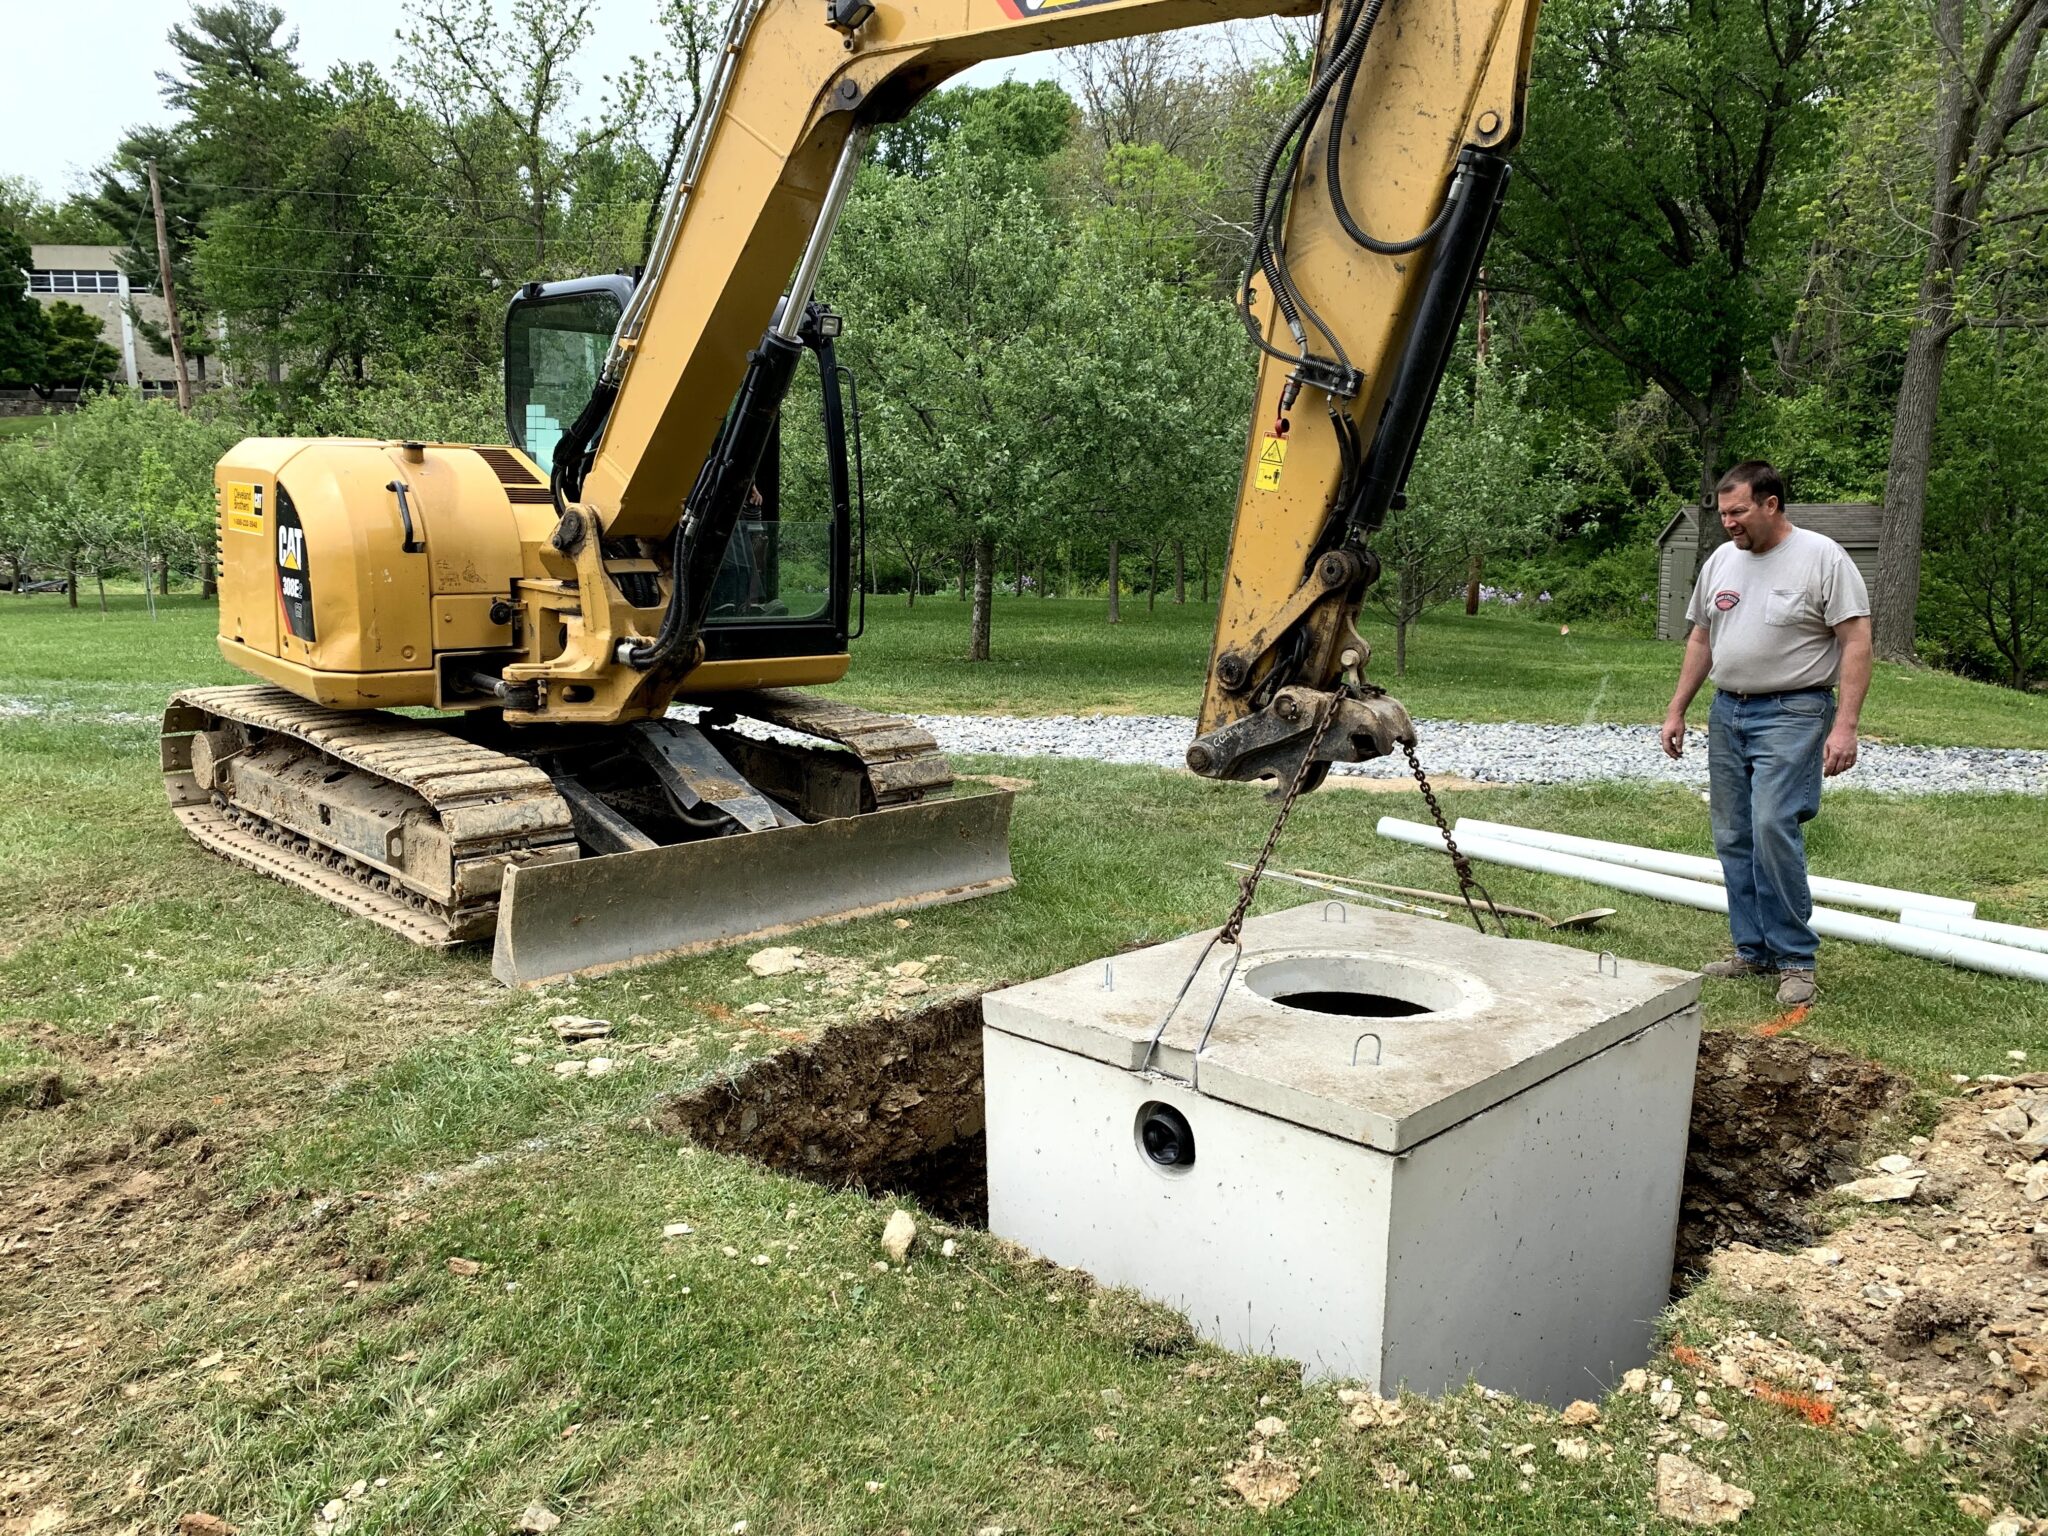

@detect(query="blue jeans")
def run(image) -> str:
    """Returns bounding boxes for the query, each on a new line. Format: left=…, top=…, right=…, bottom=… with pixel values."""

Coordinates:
left=1707, top=688, right=1834, bottom=971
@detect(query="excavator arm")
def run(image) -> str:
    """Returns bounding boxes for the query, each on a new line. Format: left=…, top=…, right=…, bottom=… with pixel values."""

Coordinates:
left=522, top=0, right=1541, bottom=783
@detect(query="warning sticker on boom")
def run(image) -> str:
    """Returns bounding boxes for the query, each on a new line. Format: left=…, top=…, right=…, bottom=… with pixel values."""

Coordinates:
left=1254, top=435, right=1287, bottom=492
left=275, top=485, right=316, bottom=643
left=997, top=0, right=1124, bottom=17
left=225, top=481, right=264, bottom=535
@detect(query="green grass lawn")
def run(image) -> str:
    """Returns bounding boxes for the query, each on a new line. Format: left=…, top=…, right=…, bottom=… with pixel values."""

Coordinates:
left=5, top=589, right=2046, bottom=748
left=3, top=592, right=2047, bottom=1533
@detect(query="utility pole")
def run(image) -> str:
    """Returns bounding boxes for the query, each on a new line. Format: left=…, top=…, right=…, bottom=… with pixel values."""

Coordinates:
left=146, top=160, right=192, bottom=413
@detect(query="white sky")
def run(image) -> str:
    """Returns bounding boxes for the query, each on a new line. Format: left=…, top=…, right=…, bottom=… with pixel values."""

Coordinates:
left=2, top=0, right=1063, bottom=203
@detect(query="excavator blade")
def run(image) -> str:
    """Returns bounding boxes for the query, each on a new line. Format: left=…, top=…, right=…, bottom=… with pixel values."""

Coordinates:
left=490, top=789, right=1014, bottom=986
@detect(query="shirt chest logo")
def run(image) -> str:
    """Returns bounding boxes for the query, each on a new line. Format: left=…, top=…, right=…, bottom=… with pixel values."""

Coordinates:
left=1714, top=588, right=1741, bottom=612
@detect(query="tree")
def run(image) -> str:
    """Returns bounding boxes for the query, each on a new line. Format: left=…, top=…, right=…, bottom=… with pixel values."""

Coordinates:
left=1865, top=0, right=2048, bottom=660
left=1919, top=335, right=2048, bottom=688
left=1369, top=351, right=1561, bottom=672
left=39, top=304, right=120, bottom=391
left=0, top=226, right=50, bottom=389
left=1492, top=0, right=1844, bottom=508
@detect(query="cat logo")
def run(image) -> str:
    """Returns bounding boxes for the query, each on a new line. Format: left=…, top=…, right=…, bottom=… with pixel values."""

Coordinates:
left=274, top=485, right=317, bottom=642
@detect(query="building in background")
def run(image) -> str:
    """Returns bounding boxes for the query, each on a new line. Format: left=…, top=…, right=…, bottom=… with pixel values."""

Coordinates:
left=26, top=244, right=190, bottom=396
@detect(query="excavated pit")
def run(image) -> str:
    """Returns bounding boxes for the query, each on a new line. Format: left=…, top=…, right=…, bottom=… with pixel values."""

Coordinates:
left=664, top=996, right=1912, bottom=1273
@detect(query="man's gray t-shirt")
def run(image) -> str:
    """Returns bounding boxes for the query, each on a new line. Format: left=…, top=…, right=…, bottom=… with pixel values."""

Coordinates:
left=1685, top=526, right=1870, bottom=693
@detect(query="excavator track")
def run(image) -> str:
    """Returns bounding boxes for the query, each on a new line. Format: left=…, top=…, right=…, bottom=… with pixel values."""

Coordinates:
left=162, top=685, right=578, bottom=947
left=162, top=686, right=998, bottom=975
left=711, top=688, right=954, bottom=807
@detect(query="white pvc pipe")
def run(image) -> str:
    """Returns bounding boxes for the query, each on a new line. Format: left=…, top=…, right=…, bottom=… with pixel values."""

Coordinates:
left=1451, top=817, right=1975, bottom=919
left=1376, top=817, right=2048, bottom=985
left=1900, top=906, right=2048, bottom=956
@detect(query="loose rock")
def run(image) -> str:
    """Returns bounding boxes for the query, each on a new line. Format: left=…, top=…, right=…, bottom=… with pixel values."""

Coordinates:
left=1655, top=1454, right=1755, bottom=1525
left=1224, top=1449, right=1302, bottom=1510
left=178, top=1517, right=239, bottom=1536
left=515, top=1506, right=562, bottom=1534
left=548, top=1015, right=611, bottom=1042
left=746, top=946, right=805, bottom=977
left=1561, top=1399, right=1601, bottom=1426
left=1251, top=1415, right=1288, bottom=1440
left=446, top=1257, right=482, bottom=1277
left=1834, top=1173, right=1924, bottom=1203
left=881, top=1209, right=917, bottom=1264
left=1555, top=1437, right=1591, bottom=1462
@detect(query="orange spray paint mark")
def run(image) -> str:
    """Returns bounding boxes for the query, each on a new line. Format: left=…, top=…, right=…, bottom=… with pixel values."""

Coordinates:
left=1755, top=1005, right=1811, bottom=1038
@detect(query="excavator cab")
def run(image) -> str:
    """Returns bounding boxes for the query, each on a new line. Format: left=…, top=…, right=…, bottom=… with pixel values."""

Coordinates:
left=503, top=274, right=862, bottom=668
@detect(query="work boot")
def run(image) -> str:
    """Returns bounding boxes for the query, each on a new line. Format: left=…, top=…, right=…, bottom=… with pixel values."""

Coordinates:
left=1775, top=970, right=1817, bottom=1007
left=1700, top=956, right=1772, bottom=979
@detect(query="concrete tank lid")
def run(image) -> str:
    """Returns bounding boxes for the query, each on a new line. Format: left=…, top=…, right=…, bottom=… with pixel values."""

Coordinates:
left=981, top=901, right=1701, bottom=1153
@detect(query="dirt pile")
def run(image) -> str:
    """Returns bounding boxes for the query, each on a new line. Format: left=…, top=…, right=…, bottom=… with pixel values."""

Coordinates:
left=1679, top=1033, right=1913, bottom=1270
left=1712, top=1071, right=2048, bottom=1449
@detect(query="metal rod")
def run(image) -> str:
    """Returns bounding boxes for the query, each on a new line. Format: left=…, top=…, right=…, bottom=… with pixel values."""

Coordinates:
left=1226, top=863, right=1444, bottom=918
left=777, top=127, right=869, bottom=341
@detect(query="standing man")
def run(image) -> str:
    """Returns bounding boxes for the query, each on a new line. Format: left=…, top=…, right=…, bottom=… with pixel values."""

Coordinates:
left=1660, top=462, right=1873, bottom=1006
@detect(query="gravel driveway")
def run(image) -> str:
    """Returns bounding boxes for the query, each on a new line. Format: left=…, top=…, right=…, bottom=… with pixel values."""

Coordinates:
left=905, top=713, right=2048, bottom=796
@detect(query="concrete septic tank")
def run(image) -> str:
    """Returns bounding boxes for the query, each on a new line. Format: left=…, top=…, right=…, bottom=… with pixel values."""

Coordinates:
left=982, top=902, right=1702, bottom=1404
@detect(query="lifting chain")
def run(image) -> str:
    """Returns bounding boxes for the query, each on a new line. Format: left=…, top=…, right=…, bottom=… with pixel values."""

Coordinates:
left=1218, top=692, right=1509, bottom=942
left=1399, top=738, right=1509, bottom=936
left=1218, top=689, right=1344, bottom=946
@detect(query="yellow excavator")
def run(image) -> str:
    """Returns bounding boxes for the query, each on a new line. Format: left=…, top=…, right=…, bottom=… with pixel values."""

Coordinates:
left=160, top=0, right=1540, bottom=986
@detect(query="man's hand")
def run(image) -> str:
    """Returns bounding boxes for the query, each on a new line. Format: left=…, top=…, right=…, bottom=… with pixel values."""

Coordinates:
left=1822, top=721, right=1859, bottom=777
left=1660, top=710, right=1688, bottom=760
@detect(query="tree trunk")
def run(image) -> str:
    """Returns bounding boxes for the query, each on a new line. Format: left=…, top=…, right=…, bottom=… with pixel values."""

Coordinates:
left=905, top=558, right=919, bottom=608
left=968, top=536, right=995, bottom=661
left=95, top=566, right=107, bottom=613
left=66, top=554, right=78, bottom=609
left=1107, top=539, right=1122, bottom=624
left=1034, top=559, right=1046, bottom=598
left=1014, top=551, right=1025, bottom=598
left=1875, top=321, right=1953, bottom=660
left=202, top=552, right=217, bottom=599
left=158, top=555, right=170, bottom=596
left=1174, top=541, right=1186, bottom=603
left=1147, top=545, right=1160, bottom=612
left=1395, top=617, right=1409, bottom=675
left=1200, top=545, right=1209, bottom=603
left=1465, top=553, right=1482, bottom=615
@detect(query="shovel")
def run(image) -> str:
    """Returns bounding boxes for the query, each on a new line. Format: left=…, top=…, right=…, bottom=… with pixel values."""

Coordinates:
left=1289, top=869, right=1616, bottom=932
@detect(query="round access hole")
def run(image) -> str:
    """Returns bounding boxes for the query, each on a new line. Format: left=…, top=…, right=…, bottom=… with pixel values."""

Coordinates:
left=1241, top=952, right=1467, bottom=1019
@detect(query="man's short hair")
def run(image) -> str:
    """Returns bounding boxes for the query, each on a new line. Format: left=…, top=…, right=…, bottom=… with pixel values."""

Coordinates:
left=1717, top=460, right=1787, bottom=510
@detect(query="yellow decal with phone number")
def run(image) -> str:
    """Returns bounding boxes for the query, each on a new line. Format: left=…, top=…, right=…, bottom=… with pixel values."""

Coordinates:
left=225, top=482, right=264, bottom=534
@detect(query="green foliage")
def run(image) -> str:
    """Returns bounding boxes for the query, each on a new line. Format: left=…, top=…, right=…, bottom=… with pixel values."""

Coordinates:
left=1494, top=0, right=1842, bottom=499
left=1918, top=335, right=2048, bottom=690
left=1539, top=543, right=1660, bottom=632
left=38, top=304, right=120, bottom=391
left=0, top=226, right=49, bottom=390
left=1370, top=353, right=1567, bottom=670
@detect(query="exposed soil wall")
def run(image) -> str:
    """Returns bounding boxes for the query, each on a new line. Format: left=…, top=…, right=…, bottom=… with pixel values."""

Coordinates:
left=1679, top=1032, right=1913, bottom=1269
left=668, top=1000, right=1912, bottom=1271
left=661, top=994, right=990, bottom=1224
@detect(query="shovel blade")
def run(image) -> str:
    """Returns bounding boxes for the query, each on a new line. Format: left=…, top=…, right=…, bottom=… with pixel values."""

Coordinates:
left=491, top=790, right=1014, bottom=986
